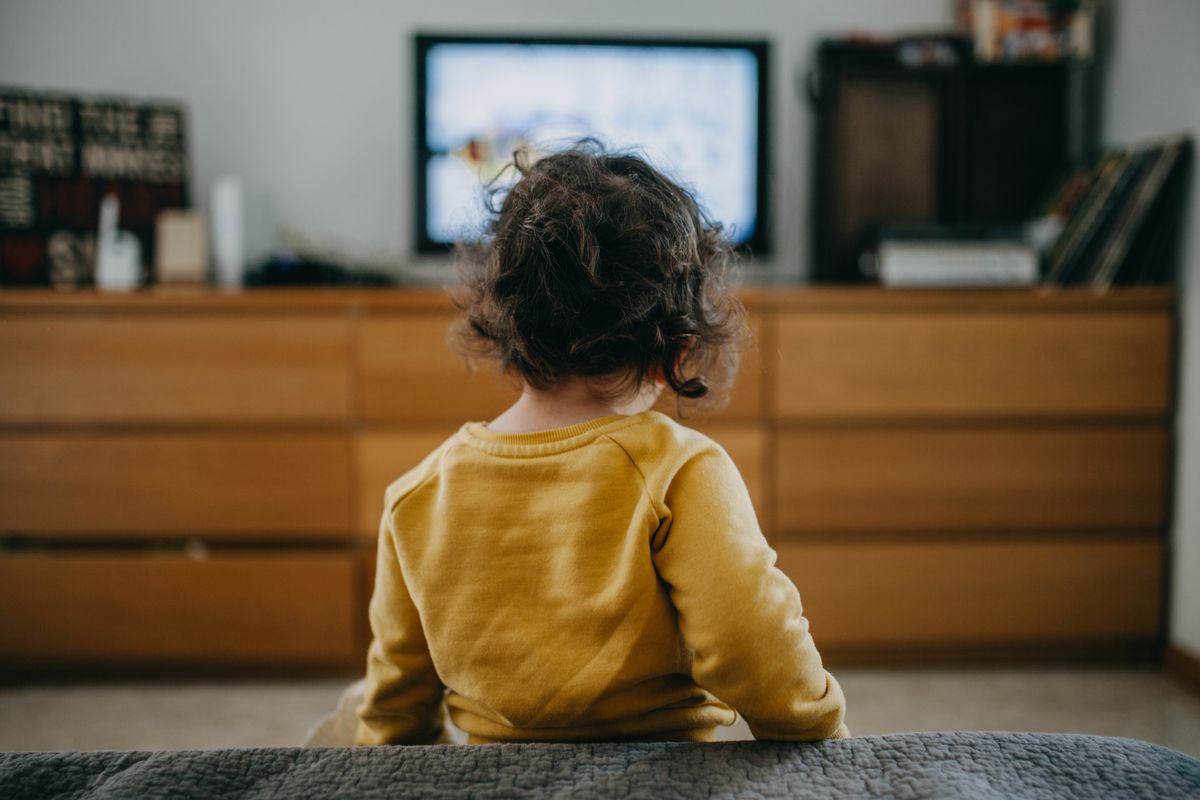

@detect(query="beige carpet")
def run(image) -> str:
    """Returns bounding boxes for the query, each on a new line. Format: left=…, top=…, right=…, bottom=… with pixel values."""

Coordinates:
left=1, top=668, right=1197, bottom=757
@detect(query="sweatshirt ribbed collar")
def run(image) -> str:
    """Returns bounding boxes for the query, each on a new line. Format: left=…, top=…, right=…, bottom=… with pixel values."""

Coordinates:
left=458, top=411, right=656, bottom=457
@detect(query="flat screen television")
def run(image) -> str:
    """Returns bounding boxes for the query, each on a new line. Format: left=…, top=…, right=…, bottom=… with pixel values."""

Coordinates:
left=414, top=34, right=770, bottom=255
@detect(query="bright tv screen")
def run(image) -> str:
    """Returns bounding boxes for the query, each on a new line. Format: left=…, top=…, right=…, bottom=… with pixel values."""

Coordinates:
left=415, top=35, right=770, bottom=254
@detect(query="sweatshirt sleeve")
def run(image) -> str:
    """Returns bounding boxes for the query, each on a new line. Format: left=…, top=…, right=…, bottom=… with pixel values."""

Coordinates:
left=651, top=446, right=849, bottom=741
left=355, top=509, right=446, bottom=745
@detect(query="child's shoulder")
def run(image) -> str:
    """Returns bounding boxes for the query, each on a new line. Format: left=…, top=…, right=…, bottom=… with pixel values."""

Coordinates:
left=606, top=412, right=747, bottom=504
left=606, top=410, right=732, bottom=471
left=381, top=433, right=463, bottom=514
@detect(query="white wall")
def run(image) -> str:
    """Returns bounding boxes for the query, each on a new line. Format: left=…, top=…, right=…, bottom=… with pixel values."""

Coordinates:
left=1101, top=0, right=1200, bottom=655
left=0, top=0, right=946, bottom=276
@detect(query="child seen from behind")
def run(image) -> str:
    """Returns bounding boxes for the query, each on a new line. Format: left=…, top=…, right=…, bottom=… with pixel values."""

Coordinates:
left=355, top=143, right=848, bottom=745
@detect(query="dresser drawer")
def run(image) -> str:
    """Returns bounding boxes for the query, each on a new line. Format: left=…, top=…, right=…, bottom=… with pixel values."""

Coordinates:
left=359, top=312, right=766, bottom=424
left=775, top=425, right=1166, bottom=533
left=776, top=537, right=1162, bottom=648
left=0, top=315, right=351, bottom=424
left=0, top=550, right=360, bottom=665
left=773, top=311, right=1171, bottom=420
left=358, top=315, right=517, bottom=423
left=0, top=433, right=352, bottom=538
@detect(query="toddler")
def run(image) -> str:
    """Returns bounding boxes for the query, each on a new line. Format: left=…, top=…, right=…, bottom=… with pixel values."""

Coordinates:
left=355, top=144, right=848, bottom=745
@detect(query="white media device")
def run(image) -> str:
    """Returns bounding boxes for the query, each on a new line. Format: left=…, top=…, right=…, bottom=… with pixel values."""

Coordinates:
left=877, top=240, right=1039, bottom=287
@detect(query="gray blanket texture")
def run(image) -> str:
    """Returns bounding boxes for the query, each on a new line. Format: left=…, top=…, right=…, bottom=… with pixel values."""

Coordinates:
left=2, top=732, right=1197, bottom=799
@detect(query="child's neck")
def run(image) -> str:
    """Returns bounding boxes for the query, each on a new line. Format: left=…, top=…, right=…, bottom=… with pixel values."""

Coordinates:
left=486, top=376, right=660, bottom=435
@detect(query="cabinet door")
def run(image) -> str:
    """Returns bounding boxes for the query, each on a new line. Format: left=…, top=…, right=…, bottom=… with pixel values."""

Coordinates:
left=0, top=315, right=352, bottom=424
left=775, top=537, right=1162, bottom=648
left=815, top=71, right=945, bottom=281
left=775, top=425, right=1166, bottom=534
left=774, top=311, right=1171, bottom=420
left=0, top=433, right=352, bottom=539
left=0, top=550, right=360, bottom=665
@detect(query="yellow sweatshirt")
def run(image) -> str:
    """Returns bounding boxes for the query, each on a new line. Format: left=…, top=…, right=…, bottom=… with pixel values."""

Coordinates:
left=355, top=410, right=848, bottom=745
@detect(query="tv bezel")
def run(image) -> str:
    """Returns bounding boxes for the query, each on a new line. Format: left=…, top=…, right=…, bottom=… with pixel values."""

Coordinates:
left=413, top=32, right=771, bottom=256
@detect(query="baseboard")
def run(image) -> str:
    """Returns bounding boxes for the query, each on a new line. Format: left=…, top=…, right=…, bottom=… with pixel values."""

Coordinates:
left=1164, top=643, right=1200, bottom=695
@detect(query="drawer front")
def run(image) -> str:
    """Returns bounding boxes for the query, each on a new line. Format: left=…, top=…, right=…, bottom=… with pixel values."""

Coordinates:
left=0, top=551, right=360, bottom=664
left=359, top=315, right=518, bottom=423
left=0, top=315, right=351, bottom=424
left=776, top=537, right=1162, bottom=647
left=775, top=425, right=1166, bottom=533
left=0, top=433, right=351, bottom=538
left=355, top=430, right=455, bottom=538
left=360, top=313, right=764, bottom=424
left=774, top=311, right=1171, bottom=420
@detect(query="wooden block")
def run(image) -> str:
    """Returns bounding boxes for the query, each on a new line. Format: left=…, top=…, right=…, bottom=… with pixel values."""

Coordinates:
left=775, top=537, right=1162, bottom=646
left=0, top=315, right=351, bottom=424
left=0, top=550, right=359, bottom=665
left=358, top=315, right=518, bottom=423
left=354, top=429, right=455, bottom=538
left=0, top=433, right=352, bottom=538
left=775, top=425, right=1166, bottom=533
left=774, top=311, right=1171, bottom=420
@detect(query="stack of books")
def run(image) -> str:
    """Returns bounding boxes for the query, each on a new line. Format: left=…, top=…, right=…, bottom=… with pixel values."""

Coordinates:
left=1042, top=135, right=1192, bottom=289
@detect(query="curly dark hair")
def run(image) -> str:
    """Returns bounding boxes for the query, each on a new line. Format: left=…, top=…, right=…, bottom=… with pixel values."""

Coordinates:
left=451, top=141, right=749, bottom=410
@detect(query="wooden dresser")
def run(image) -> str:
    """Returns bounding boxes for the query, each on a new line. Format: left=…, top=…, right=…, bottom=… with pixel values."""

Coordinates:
left=0, top=287, right=1175, bottom=671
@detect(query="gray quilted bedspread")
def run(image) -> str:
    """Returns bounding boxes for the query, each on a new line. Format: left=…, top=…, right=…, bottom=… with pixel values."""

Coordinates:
left=2, top=732, right=1198, bottom=799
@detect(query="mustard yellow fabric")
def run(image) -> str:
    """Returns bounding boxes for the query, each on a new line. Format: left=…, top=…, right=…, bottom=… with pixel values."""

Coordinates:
left=355, top=410, right=848, bottom=745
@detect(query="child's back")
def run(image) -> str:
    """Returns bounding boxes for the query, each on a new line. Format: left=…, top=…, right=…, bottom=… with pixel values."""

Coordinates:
left=356, top=143, right=847, bottom=745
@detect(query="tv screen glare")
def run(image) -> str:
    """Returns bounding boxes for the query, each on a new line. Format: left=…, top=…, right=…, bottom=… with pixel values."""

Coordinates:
left=415, top=35, right=769, bottom=254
